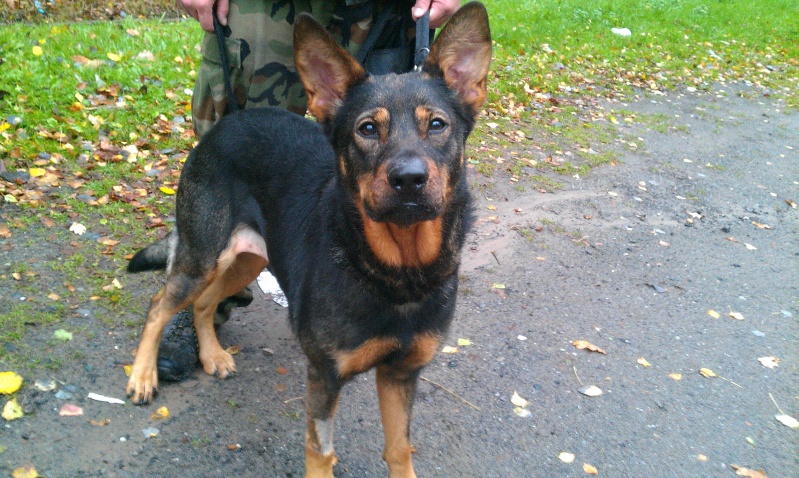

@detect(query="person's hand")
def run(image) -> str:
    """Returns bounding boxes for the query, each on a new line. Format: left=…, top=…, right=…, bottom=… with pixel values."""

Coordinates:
left=411, top=0, right=460, bottom=28
left=178, top=0, right=229, bottom=33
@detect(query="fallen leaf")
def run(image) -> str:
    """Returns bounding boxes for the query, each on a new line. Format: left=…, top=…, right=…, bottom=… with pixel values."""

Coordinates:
left=757, top=357, right=780, bottom=369
left=225, top=345, right=240, bottom=355
left=29, top=167, right=46, bottom=177
left=59, top=403, right=84, bottom=416
left=785, top=199, right=796, bottom=209
left=744, top=243, right=757, bottom=251
left=728, top=312, right=745, bottom=321
left=583, top=463, right=598, bottom=475
left=33, top=380, right=56, bottom=391
left=699, top=368, right=717, bottom=378
left=578, top=385, right=603, bottom=397
left=491, top=283, right=506, bottom=289
left=159, top=186, right=176, bottom=195
left=707, top=309, right=721, bottom=319
left=572, top=340, right=607, bottom=354
left=11, top=465, right=40, bottom=478
left=90, top=418, right=111, bottom=426
left=637, top=357, right=651, bottom=367
left=0, top=372, right=24, bottom=394
left=513, top=407, right=532, bottom=417
left=441, top=346, right=458, bottom=354
left=87, top=392, right=125, bottom=404
left=275, top=366, right=288, bottom=375
left=54, top=329, right=73, bottom=341
left=457, top=338, right=472, bottom=346
left=69, top=222, right=87, bottom=235
left=2, top=397, right=24, bottom=420
left=751, top=222, right=772, bottom=229
left=668, top=373, right=683, bottom=381
left=151, top=406, right=169, bottom=420
left=775, top=414, right=799, bottom=429
left=47, top=293, right=60, bottom=301
left=228, top=443, right=242, bottom=451
left=697, top=454, right=708, bottom=461
left=107, top=52, right=121, bottom=62
left=511, top=391, right=529, bottom=408
left=123, top=364, right=132, bottom=377
left=558, top=452, right=575, bottom=463
left=730, top=464, right=769, bottom=478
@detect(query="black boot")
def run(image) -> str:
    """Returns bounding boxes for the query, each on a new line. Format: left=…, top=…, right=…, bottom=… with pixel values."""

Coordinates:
left=156, top=288, right=254, bottom=382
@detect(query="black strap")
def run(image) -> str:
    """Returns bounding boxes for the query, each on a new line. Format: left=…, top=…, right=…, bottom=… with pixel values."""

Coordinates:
left=413, top=9, right=431, bottom=70
left=213, top=9, right=240, bottom=112
left=355, top=3, right=397, bottom=66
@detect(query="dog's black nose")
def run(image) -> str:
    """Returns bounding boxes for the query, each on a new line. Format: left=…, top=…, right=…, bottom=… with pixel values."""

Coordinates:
left=388, top=158, right=428, bottom=194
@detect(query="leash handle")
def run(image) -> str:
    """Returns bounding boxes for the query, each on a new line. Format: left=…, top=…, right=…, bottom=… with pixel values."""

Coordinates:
left=213, top=9, right=240, bottom=112
left=413, top=9, right=431, bottom=71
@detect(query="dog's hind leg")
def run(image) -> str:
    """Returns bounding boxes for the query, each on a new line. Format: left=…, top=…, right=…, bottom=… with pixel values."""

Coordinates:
left=192, top=227, right=268, bottom=378
left=304, top=364, right=342, bottom=478
left=127, top=273, right=203, bottom=405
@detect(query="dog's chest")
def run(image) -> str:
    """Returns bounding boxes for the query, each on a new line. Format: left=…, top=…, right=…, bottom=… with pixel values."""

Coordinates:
left=333, top=331, right=441, bottom=378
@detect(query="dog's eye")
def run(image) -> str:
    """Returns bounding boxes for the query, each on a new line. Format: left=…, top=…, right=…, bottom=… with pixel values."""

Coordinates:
left=358, top=122, right=378, bottom=137
left=429, top=118, right=447, bottom=132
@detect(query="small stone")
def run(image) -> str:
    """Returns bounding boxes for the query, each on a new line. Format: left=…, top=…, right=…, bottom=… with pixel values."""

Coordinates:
left=6, top=115, right=22, bottom=125
left=1, top=171, right=30, bottom=183
left=54, top=390, right=73, bottom=400
left=752, top=330, right=766, bottom=337
left=37, top=152, right=51, bottom=160
left=578, top=385, right=603, bottom=397
left=781, top=310, right=793, bottom=318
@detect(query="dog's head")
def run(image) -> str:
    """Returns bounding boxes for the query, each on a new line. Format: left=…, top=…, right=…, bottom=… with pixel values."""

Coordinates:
left=295, top=3, right=490, bottom=267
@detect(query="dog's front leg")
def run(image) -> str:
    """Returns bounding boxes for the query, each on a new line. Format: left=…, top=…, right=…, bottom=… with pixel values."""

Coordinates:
left=304, top=363, right=342, bottom=478
left=376, top=365, right=420, bottom=478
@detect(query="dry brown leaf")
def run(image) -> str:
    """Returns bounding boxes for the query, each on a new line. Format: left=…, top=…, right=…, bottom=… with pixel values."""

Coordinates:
left=276, top=366, right=288, bottom=375
left=699, top=368, right=717, bottom=378
left=572, top=340, right=607, bottom=354
left=730, top=464, right=768, bottom=478
left=225, top=345, right=240, bottom=355
left=90, top=418, right=111, bottom=426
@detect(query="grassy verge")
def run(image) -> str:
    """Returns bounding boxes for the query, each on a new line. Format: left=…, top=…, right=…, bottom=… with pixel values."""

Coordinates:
left=1, top=0, right=798, bottom=368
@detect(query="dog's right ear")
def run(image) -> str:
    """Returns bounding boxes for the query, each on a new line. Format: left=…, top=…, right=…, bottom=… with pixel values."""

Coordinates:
left=294, top=14, right=367, bottom=121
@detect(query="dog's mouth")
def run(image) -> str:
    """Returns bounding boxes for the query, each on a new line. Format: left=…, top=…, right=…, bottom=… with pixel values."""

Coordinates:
left=358, top=158, right=448, bottom=227
left=363, top=200, right=442, bottom=227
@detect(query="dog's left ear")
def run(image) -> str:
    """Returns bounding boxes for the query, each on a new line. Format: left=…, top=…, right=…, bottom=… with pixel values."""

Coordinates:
left=424, top=2, right=492, bottom=116
left=294, top=13, right=367, bottom=121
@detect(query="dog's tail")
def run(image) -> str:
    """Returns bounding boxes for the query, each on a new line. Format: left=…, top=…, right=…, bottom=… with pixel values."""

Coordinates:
left=127, top=229, right=177, bottom=273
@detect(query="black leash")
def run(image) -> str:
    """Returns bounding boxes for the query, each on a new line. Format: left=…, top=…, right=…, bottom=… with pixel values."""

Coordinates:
left=413, top=9, right=431, bottom=71
left=212, top=9, right=240, bottom=112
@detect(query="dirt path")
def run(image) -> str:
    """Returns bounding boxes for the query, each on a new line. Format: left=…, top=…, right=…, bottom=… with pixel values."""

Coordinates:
left=2, top=85, right=797, bottom=477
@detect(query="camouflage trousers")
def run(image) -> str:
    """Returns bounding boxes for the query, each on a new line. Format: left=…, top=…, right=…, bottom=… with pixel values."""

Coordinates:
left=191, top=0, right=378, bottom=137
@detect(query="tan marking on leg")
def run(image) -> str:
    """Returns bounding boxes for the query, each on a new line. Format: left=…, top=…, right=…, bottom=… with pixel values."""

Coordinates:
left=377, top=366, right=418, bottom=478
left=334, top=337, right=402, bottom=377
left=404, top=333, right=441, bottom=371
left=127, top=284, right=197, bottom=404
left=194, top=227, right=268, bottom=378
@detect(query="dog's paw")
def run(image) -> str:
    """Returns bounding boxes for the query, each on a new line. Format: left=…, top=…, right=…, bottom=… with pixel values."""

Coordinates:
left=126, top=366, right=159, bottom=405
left=199, top=349, right=237, bottom=379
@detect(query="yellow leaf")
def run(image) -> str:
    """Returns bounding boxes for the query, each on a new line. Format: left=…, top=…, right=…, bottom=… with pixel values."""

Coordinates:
left=29, top=168, right=46, bottom=177
left=583, top=463, right=599, bottom=475
left=151, top=406, right=169, bottom=420
left=0, top=122, right=10, bottom=132
left=159, top=186, right=176, bottom=195
left=775, top=414, right=799, bottom=429
left=637, top=357, right=651, bottom=367
left=510, top=391, right=528, bottom=408
left=491, top=283, right=506, bottom=289
left=11, top=465, right=40, bottom=478
left=107, top=52, right=121, bottom=62
left=572, top=340, right=607, bottom=354
left=32, top=45, right=43, bottom=56
left=707, top=309, right=721, bottom=319
left=123, top=364, right=132, bottom=377
left=609, top=115, right=619, bottom=124
left=0, top=372, right=24, bottom=394
left=441, top=346, right=458, bottom=354
left=457, top=338, right=472, bottom=346
left=699, top=368, right=717, bottom=378
left=668, top=373, right=682, bottom=381
left=487, top=205, right=497, bottom=210
left=2, top=397, right=24, bottom=420
left=558, top=452, right=575, bottom=464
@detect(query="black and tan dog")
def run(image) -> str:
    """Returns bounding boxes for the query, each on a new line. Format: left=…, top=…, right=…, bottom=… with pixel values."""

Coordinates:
left=126, top=3, right=490, bottom=476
